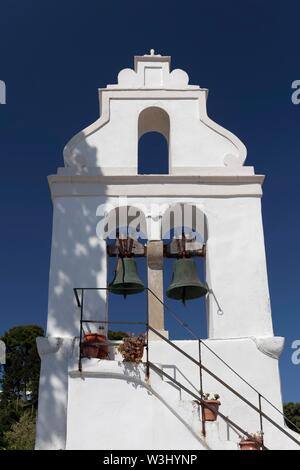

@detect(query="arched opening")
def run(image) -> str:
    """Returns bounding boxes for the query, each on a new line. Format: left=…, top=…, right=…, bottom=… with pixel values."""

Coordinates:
left=138, top=107, right=170, bottom=174
left=138, top=132, right=168, bottom=174
left=161, top=203, right=208, bottom=339
left=105, top=206, right=148, bottom=340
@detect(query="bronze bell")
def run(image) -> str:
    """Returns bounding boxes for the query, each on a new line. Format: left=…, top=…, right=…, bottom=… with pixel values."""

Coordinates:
left=166, top=258, right=208, bottom=303
left=109, top=257, right=144, bottom=296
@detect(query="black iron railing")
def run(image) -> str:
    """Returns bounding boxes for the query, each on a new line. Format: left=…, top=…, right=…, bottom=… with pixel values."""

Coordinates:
left=73, top=286, right=300, bottom=449
left=73, top=287, right=150, bottom=374
left=147, top=287, right=300, bottom=442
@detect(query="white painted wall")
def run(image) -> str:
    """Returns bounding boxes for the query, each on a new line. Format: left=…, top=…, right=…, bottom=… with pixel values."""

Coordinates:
left=35, top=337, right=74, bottom=450
left=66, top=361, right=207, bottom=450
left=47, top=197, right=107, bottom=338
left=65, top=97, right=241, bottom=172
left=204, top=196, right=273, bottom=338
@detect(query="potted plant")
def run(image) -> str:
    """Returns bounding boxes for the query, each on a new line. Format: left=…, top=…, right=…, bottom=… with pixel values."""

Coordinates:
left=81, top=327, right=109, bottom=359
left=117, top=333, right=145, bottom=363
left=201, top=393, right=221, bottom=422
left=239, top=432, right=263, bottom=450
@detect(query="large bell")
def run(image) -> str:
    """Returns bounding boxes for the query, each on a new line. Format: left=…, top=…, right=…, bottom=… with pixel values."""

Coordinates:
left=166, top=258, right=208, bottom=303
left=109, top=257, right=144, bottom=296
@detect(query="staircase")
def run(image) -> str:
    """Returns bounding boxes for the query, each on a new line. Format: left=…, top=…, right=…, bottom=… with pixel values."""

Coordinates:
left=145, top=325, right=300, bottom=450
left=71, top=286, right=300, bottom=450
left=146, top=359, right=239, bottom=450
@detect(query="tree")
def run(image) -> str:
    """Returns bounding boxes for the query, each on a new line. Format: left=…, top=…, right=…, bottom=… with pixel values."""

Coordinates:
left=108, top=330, right=128, bottom=341
left=0, top=325, right=44, bottom=406
left=0, top=400, right=23, bottom=449
left=284, top=402, right=300, bottom=433
left=0, top=324, right=44, bottom=449
left=4, top=411, right=36, bottom=450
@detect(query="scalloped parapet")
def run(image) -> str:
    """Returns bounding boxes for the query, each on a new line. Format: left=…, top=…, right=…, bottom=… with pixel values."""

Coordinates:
left=107, top=52, right=199, bottom=90
left=63, top=52, right=247, bottom=175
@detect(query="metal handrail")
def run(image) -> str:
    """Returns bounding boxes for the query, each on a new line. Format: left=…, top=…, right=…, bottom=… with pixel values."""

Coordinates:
left=74, top=287, right=149, bottom=373
left=148, top=325, right=300, bottom=447
left=148, top=361, right=268, bottom=450
left=147, top=287, right=300, bottom=436
left=73, top=286, right=300, bottom=447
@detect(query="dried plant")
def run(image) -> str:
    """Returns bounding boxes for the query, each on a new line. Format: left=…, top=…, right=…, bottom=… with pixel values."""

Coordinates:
left=240, top=431, right=263, bottom=444
left=201, top=392, right=220, bottom=401
left=117, top=333, right=145, bottom=363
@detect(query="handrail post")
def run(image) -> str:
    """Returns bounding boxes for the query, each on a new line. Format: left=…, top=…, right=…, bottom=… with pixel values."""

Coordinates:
left=78, top=289, right=84, bottom=372
left=258, top=393, right=264, bottom=448
left=198, top=340, right=206, bottom=437
left=146, top=289, right=150, bottom=381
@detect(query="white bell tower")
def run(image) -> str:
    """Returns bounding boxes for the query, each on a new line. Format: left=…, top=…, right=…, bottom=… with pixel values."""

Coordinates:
left=35, top=52, right=299, bottom=450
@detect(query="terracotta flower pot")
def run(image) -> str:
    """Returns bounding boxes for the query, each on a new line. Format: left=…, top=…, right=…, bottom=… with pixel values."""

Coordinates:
left=84, top=333, right=101, bottom=342
left=81, top=333, right=109, bottom=359
left=239, top=439, right=261, bottom=451
left=202, top=400, right=220, bottom=421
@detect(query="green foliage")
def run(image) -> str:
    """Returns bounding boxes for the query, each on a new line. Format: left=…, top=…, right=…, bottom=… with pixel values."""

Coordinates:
left=0, top=324, right=44, bottom=449
left=4, top=411, right=36, bottom=450
left=284, top=402, right=300, bottom=433
left=0, top=400, right=22, bottom=448
left=108, top=330, right=128, bottom=341
left=0, top=325, right=44, bottom=406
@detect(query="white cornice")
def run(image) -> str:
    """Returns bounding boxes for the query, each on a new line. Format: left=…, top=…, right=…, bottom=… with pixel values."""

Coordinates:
left=48, top=174, right=264, bottom=199
left=49, top=174, right=264, bottom=185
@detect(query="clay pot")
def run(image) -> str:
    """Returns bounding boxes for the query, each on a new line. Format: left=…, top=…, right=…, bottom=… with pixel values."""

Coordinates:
left=239, top=440, right=261, bottom=451
left=81, top=333, right=108, bottom=359
left=202, top=400, right=220, bottom=421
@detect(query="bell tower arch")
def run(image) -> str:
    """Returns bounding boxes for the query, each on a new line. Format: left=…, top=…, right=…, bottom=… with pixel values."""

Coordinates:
left=138, top=106, right=170, bottom=142
left=138, top=106, right=170, bottom=174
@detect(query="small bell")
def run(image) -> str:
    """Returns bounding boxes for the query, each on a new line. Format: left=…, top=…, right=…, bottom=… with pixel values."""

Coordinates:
left=166, top=258, right=208, bottom=303
left=109, top=257, right=144, bottom=296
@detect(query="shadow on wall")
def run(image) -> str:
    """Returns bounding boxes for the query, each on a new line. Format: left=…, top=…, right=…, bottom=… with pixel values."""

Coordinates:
left=36, top=139, right=108, bottom=448
left=47, top=140, right=108, bottom=339
left=96, top=362, right=208, bottom=449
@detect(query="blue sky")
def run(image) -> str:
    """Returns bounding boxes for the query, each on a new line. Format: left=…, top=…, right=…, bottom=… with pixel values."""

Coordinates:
left=0, top=1, right=299, bottom=401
